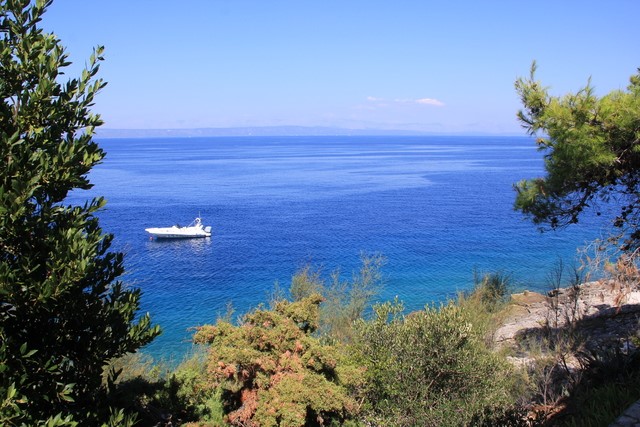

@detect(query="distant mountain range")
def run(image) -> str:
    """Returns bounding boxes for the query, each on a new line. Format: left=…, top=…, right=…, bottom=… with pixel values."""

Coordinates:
left=95, top=126, right=433, bottom=138
left=95, top=126, right=526, bottom=139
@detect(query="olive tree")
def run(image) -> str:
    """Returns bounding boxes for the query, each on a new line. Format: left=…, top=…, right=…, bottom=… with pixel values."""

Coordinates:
left=514, top=63, right=640, bottom=253
left=0, top=0, right=160, bottom=424
left=353, top=299, right=520, bottom=426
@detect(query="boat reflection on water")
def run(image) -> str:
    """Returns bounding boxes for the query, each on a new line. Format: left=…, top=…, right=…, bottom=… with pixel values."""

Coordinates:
left=144, top=231, right=213, bottom=256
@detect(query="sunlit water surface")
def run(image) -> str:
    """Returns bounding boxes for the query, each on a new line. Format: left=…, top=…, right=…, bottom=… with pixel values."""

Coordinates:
left=68, top=136, right=609, bottom=361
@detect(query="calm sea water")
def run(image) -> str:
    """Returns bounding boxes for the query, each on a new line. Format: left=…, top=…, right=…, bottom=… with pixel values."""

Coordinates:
left=68, top=135, right=607, bottom=361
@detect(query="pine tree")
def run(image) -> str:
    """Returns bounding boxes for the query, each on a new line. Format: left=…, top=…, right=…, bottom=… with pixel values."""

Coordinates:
left=515, top=63, right=640, bottom=252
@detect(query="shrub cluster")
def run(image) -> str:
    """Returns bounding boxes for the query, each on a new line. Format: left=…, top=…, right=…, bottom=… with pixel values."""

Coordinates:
left=352, top=298, right=522, bottom=426
left=192, top=294, right=361, bottom=426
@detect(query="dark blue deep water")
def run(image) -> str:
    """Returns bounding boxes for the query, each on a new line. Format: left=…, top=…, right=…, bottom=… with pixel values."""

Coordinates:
left=68, top=135, right=608, bottom=361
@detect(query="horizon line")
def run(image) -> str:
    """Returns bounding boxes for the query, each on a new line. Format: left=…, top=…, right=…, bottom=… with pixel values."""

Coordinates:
left=95, top=125, right=526, bottom=139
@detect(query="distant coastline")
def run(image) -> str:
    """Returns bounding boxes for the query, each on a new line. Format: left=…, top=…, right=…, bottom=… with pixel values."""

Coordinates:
left=96, top=126, right=523, bottom=139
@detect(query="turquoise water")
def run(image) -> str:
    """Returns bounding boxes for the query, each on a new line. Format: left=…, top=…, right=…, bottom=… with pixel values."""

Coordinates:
left=69, top=135, right=607, bottom=360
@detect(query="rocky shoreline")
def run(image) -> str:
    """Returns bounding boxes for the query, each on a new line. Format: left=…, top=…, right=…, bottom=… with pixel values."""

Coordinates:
left=495, top=279, right=640, bottom=354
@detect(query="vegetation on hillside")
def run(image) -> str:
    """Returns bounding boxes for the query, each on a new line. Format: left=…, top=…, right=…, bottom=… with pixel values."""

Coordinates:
left=0, top=1, right=160, bottom=425
left=193, top=294, right=361, bottom=426
left=512, top=64, right=640, bottom=423
left=102, top=263, right=640, bottom=427
left=352, top=298, right=522, bottom=426
left=104, top=265, right=534, bottom=426
left=2, top=1, right=639, bottom=426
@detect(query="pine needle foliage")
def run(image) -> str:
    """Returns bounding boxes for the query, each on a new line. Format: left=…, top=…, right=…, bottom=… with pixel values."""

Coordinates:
left=514, top=63, right=640, bottom=252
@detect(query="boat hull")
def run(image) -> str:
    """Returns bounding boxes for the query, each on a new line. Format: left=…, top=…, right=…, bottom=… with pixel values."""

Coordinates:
left=145, top=231, right=211, bottom=239
left=145, top=220, right=212, bottom=239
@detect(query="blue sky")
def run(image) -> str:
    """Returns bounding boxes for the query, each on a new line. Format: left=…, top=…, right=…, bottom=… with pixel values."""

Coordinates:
left=42, top=1, right=639, bottom=134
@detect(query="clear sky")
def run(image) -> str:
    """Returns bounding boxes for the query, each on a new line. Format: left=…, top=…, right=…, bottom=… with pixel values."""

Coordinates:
left=42, top=0, right=639, bottom=134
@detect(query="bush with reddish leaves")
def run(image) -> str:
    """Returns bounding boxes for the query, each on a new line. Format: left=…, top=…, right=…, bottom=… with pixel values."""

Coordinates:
left=193, top=294, right=362, bottom=426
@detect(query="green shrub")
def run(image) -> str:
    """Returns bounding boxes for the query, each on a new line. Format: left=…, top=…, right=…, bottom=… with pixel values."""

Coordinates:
left=101, top=351, right=224, bottom=426
left=556, top=347, right=640, bottom=426
left=284, top=253, right=384, bottom=343
left=290, top=265, right=324, bottom=302
left=353, top=299, right=524, bottom=426
left=471, top=271, right=513, bottom=313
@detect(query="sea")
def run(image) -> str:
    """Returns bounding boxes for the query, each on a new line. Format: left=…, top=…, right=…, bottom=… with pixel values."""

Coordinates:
left=67, top=135, right=610, bottom=362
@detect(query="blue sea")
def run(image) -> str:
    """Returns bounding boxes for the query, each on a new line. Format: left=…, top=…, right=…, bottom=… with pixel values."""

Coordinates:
left=68, top=135, right=608, bottom=361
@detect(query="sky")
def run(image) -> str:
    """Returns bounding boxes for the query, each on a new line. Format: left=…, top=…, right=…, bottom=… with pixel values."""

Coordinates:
left=41, top=0, right=640, bottom=134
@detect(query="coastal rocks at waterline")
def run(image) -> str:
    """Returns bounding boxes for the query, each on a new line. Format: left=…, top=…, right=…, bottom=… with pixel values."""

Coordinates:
left=495, top=280, right=640, bottom=354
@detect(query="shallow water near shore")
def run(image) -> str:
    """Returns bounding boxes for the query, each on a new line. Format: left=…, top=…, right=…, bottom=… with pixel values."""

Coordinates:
left=68, top=135, right=609, bottom=361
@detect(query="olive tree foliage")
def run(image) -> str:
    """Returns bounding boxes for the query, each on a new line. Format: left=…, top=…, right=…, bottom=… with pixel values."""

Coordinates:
left=352, top=299, right=522, bottom=427
left=0, top=0, right=159, bottom=424
left=514, top=63, right=640, bottom=252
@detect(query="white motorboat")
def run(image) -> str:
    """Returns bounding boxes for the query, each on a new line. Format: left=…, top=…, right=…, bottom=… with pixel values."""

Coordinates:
left=145, top=217, right=212, bottom=239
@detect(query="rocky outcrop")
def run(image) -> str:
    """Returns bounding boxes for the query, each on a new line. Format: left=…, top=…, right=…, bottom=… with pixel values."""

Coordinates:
left=494, top=280, right=640, bottom=351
